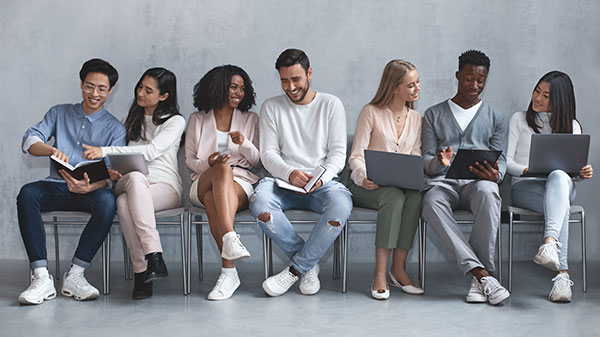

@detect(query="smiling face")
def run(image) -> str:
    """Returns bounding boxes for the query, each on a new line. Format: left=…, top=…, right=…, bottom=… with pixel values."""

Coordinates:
left=278, top=63, right=313, bottom=105
left=226, top=74, right=245, bottom=110
left=531, top=80, right=551, bottom=113
left=455, top=64, right=488, bottom=105
left=394, top=69, right=420, bottom=104
left=136, top=75, right=168, bottom=114
left=81, top=72, right=113, bottom=114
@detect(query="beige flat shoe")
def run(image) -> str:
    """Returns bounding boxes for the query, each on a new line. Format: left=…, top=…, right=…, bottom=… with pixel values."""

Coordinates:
left=387, top=271, right=424, bottom=295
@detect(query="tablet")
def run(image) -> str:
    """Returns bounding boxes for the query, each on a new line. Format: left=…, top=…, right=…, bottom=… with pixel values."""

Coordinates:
left=445, top=149, right=502, bottom=179
left=365, top=150, right=424, bottom=190
left=107, top=153, right=149, bottom=175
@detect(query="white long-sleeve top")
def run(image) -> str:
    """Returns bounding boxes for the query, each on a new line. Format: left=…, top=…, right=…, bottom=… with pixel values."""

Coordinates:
left=259, top=92, right=347, bottom=183
left=507, top=111, right=581, bottom=178
left=101, top=114, right=186, bottom=197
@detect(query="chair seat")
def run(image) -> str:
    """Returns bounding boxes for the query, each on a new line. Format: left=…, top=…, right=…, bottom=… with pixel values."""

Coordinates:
left=42, top=211, right=91, bottom=221
left=155, top=207, right=185, bottom=218
left=508, top=205, right=584, bottom=216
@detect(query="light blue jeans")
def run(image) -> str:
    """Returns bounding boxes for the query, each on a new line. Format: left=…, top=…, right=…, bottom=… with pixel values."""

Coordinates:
left=511, top=170, right=576, bottom=270
left=249, top=178, right=353, bottom=276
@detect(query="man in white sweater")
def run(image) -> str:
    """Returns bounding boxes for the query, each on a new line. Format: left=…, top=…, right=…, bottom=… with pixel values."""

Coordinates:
left=250, top=48, right=352, bottom=297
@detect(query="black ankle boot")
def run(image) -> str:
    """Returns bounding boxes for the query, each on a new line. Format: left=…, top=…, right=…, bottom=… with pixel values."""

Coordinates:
left=133, top=272, right=153, bottom=300
left=144, top=252, right=168, bottom=283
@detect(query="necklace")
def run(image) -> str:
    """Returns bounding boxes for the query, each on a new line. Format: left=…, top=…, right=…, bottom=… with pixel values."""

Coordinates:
left=392, top=106, right=408, bottom=123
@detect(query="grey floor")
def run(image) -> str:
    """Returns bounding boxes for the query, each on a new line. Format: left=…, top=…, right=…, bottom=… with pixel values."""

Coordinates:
left=1, top=259, right=599, bottom=337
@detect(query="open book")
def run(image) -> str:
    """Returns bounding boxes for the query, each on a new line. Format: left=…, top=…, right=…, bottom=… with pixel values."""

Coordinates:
left=275, top=165, right=327, bottom=194
left=51, top=155, right=110, bottom=183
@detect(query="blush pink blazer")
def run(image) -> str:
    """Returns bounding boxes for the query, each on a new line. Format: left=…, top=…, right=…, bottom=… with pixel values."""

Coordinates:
left=185, top=109, right=260, bottom=184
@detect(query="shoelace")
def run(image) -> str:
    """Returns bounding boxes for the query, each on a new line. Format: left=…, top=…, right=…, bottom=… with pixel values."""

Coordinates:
left=29, top=275, right=48, bottom=289
left=303, top=269, right=316, bottom=283
left=551, top=274, right=573, bottom=291
left=541, top=241, right=562, bottom=255
left=277, top=270, right=298, bottom=285
left=213, top=274, right=231, bottom=294
left=481, top=277, right=499, bottom=296
left=232, top=234, right=247, bottom=250
left=69, top=273, right=89, bottom=288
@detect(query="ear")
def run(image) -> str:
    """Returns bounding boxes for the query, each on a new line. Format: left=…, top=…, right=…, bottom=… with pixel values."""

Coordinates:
left=307, top=67, right=313, bottom=81
left=108, top=86, right=114, bottom=95
left=455, top=71, right=460, bottom=80
left=159, top=92, right=169, bottom=102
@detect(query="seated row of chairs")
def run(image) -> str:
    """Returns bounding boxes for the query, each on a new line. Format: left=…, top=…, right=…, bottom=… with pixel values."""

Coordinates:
left=40, top=203, right=586, bottom=296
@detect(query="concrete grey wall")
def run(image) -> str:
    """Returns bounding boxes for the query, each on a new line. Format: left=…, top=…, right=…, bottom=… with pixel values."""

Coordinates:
left=2, top=1, right=599, bottom=269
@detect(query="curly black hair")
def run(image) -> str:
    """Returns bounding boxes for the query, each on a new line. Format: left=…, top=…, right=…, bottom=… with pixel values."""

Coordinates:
left=458, top=50, right=490, bottom=71
left=193, top=65, right=256, bottom=112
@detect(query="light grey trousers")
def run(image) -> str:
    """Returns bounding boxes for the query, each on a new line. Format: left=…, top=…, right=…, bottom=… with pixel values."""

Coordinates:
left=422, top=179, right=501, bottom=275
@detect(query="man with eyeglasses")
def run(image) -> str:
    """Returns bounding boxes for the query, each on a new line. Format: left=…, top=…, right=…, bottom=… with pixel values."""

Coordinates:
left=16, top=58, right=126, bottom=305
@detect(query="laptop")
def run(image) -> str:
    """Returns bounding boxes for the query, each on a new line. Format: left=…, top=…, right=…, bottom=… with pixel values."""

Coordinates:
left=364, top=150, right=424, bottom=190
left=107, top=153, right=149, bottom=175
left=523, top=134, right=590, bottom=177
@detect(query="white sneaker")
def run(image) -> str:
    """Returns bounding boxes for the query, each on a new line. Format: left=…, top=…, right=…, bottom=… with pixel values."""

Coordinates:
left=465, top=277, right=487, bottom=303
left=299, top=264, right=320, bottom=295
left=18, top=273, right=57, bottom=305
left=262, top=267, right=299, bottom=297
left=549, top=273, right=573, bottom=302
left=221, top=232, right=251, bottom=260
left=481, top=276, right=510, bottom=305
left=533, top=241, right=561, bottom=271
left=207, top=271, right=241, bottom=301
left=61, top=272, right=99, bottom=301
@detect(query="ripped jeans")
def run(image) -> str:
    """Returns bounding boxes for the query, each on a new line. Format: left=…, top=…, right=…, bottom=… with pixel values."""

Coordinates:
left=249, top=178, right=353, bottom=275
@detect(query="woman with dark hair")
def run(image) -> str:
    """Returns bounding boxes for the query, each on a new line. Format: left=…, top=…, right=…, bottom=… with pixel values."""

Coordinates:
left=185, top=65, right=260, bottom=300
left=507, top=71, right=593, bottom=302
left=348, top=60, right=424, bottom=300
left=83, top=67, right=185, bottom=299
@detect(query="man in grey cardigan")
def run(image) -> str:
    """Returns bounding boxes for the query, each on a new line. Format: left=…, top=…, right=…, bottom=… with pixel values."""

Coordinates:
left=421, top=50, right=509, bottom=305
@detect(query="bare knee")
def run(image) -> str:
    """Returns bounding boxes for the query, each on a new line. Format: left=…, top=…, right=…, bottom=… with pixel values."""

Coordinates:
left=258, top=212, right=271, bottom=222
left=211, top=163, right=232, bottom=180
left=328, top=220, right=341, bottom=227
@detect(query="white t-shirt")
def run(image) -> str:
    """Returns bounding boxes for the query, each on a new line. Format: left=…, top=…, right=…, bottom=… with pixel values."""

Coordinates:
left=216, top=130, right=229, bottom=152
left=448, top=99, right=482, bottom=131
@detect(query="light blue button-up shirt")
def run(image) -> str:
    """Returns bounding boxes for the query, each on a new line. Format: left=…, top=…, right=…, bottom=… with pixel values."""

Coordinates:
left=22, top=103, right=127, bottom=182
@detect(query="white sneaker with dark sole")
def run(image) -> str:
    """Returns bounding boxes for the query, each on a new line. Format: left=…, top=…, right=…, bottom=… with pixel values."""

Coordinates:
left=18, top=273, right=57, bottom=305
left=61, top=272, right=99, bottom=301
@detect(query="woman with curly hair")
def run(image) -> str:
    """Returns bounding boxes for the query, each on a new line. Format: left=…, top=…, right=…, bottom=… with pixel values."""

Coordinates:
left=83, top=67, right=185, bottom=299
left=185, top=65, right=260, bottom=300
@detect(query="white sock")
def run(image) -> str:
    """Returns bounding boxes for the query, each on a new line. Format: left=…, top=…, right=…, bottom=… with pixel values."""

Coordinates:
left=221, top=267, right=237, bottom=274
left=33, top=267, right=49, bottom=278
left=68, top=264, right=85, bottom=275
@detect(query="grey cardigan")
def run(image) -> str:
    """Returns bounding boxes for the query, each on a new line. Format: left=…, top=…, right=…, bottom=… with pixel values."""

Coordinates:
left=421, top=100, right=508, bottom=182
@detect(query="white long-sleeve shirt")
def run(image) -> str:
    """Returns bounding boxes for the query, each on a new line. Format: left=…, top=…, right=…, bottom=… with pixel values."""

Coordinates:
left=259, top=92, right=347, bottom=183
left=101, top=114, right=186, bottom=197
left=507, top=111, right=581, bottom=178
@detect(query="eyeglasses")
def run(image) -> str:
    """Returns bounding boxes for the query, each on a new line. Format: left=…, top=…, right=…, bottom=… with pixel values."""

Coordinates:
left=83, top=83, right=110, bottom=96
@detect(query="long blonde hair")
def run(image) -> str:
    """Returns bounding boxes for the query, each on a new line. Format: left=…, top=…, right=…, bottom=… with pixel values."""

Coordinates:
left=369, top=59, right=416, bottom=109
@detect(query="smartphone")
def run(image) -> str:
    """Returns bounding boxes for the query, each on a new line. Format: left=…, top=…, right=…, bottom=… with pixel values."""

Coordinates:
left=216, top=148, right=232, bottom=159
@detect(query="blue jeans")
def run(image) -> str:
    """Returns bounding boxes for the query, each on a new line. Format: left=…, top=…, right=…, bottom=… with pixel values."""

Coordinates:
left=17, top=181, right=117, bottom=270
left=511, top=170, right=575, bottom=270
left=249, top=178, right=353, bottom=275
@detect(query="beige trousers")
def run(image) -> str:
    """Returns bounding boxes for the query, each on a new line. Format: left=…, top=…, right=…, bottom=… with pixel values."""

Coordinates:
left=115, top=172, right=180, bottom=273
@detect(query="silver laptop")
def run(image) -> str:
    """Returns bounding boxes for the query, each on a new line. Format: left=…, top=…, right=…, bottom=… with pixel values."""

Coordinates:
left=107, top=153, right=149, bottom=175
left=364, top=150, right=424, bottom=190
left=524, top=134, right=590, bottom=177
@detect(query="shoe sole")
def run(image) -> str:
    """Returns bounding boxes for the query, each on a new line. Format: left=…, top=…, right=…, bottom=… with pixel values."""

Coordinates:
left=18, top=290, right=57, bottom=305
left=144, top=272, right=169, bottom=283
left=488, top=291, right=510, bottom=305
left=207, top=279, right=241, bottom=301
left=465, top=296, right=487, bottom=303
left=533, top=255, right=559, bottom=271
left=550, top=295, right=572, bottom=302
left=299, top=284, right=320, bottom=295
left=61, top=289, right=99, bottom=301
left=221, top=251, right=251, bottom=260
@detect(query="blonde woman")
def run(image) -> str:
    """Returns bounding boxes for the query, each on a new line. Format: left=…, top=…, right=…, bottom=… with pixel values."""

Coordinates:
left=349, top=60, right=424, bottom=300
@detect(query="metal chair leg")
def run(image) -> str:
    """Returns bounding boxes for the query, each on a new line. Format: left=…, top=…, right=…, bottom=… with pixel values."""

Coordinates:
left=333, top=236, right=340, bottom=280
left=196, top=223, right=203, bottom=282
left=508, top=211, right=513, bottom=293
left=421, top=221, right=427, bottom=291
left=102, top=232, right=110, bottom=295
left=186, top=213, right=192, bottom=293
left=417, top=218, right=423, bottom=288
left=497, top=224, right=502, bottom=285
left=262, top=232, right=270, bottom=280
left=342, top=223, right=348, bottom=293
left=54, top=221, right=60, bottom=280
left=179, top=214, right=188, bottom=295
left=581, top=210, right=587, bottom=292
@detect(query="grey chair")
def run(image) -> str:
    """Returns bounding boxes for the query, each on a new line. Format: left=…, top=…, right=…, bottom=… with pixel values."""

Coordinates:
left=187, top=208, right=349, bottom=293
left=41, top=211, right=112, bottom=295
left=507, top=205, right=586, bottom=292
left=420, top=210, right=503, bottom=290
left=121, top=207, right=189, bottom=295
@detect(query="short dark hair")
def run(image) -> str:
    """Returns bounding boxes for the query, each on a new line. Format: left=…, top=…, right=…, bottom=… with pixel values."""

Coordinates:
left=275, top=48, right=310, bottom=73
left=79, top=58, right=119, bottom=88
left=193, top=65, right=256, bottom=112
left=458, top=50, right=490, bottom=71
